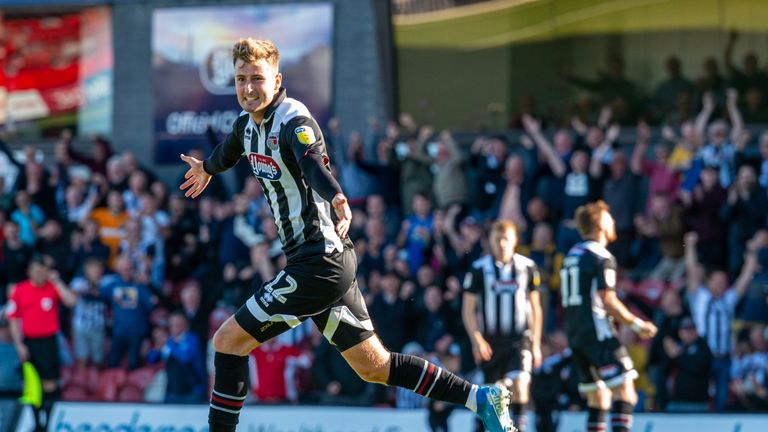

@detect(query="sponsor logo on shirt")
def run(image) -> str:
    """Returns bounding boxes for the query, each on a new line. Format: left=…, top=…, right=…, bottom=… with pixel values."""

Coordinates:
left=294, top=126, right=315, bottom=145
left=248, top=153, right=282, bottom=180
left=494, top=280, right=519, bottom=292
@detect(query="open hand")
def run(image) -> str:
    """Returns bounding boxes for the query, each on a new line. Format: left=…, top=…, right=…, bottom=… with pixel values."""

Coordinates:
left=179, top=154, right=212, bottom=199
left=331, top=193, right=352, bottom=239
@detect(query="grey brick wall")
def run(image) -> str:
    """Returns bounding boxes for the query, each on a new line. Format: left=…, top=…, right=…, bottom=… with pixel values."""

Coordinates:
left=111, top=0, right=392, bottom=183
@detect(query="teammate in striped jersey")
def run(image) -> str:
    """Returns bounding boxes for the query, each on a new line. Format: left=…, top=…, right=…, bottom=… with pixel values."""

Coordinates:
left=562, top=201, right=657, bottom=432
left=180, top=38, right=514, bottom=432
left=463, top=220, right=543, bottom=432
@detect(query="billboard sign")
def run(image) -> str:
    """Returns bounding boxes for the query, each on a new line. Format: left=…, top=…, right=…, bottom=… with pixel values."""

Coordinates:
left=151, top=3, right=334, bottom=164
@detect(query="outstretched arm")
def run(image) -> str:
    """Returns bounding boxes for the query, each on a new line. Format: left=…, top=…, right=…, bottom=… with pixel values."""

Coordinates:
left=522, top=114, right=566, bottom=177
left=180, top=120, right=244, bottom=198
left=695, top=92, right=715, bottom=140
left=726, top=88, right=745, bottom=142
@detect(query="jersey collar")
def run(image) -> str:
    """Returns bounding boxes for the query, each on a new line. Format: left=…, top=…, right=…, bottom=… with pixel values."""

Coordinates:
left=262, top=87, right=286, bottom=122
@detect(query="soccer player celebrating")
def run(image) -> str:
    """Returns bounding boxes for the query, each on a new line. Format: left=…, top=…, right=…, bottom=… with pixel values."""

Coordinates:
left=561, top=201, right=657, bottom=432
left=179, top=38, right=514, bottom=432
left=463, top=220, right=543, bottom=432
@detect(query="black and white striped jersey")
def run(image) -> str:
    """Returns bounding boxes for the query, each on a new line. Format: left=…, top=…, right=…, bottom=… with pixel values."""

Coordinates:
left=203, top=88, right=349, bottom=260
left=463, top=253, right=541, bottom=342
left=561, top=240, right=619, bottom=348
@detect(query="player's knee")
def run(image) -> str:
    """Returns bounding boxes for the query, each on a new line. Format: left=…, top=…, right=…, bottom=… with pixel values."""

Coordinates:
left=350, top=350, right=391, bottom=384
left=614, top=382, right=638, bottom=405
left=212, top=324, right=246, bottom=355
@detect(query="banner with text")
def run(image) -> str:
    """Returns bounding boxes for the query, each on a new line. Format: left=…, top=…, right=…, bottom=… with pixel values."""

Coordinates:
left=151, top=3, right=334, bottom=164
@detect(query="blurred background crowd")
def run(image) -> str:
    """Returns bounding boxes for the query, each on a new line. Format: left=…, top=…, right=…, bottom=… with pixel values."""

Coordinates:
left=2, top=39, right=768, bottom=420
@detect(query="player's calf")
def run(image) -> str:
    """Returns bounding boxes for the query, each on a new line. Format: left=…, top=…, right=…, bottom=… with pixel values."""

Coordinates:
left=610, top=400, right=634, bottom=432
left=209, top=352, right=249, bottom=432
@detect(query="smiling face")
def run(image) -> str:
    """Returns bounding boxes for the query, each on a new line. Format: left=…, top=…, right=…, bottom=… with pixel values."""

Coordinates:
left=235, top=58, right=281, bottom=123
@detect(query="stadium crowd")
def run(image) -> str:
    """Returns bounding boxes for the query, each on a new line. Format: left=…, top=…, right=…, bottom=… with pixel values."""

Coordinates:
left=1, top=44, right=768, bottom=424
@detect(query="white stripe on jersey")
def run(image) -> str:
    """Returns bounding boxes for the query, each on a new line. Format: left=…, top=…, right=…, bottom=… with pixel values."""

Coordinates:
left=590, top=278, right=613, bottom=341
left=513, top=259, right=529, bottom=333
left=482, top=257, right=497, bottom=334
left=499, top=263, right=513, bottom=334
left=312, top=190, right=343, bottom=253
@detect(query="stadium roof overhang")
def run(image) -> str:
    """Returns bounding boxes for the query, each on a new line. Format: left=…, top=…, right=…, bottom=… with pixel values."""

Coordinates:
left=393, top=0, right=768, bottom=50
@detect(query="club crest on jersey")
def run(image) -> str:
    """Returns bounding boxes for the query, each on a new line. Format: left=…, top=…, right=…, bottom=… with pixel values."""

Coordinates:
left=267, top=133, right=279, bottom=151
left=294, top=126, right=315, bottom=145
left=247, top=153, right=282, bottom=180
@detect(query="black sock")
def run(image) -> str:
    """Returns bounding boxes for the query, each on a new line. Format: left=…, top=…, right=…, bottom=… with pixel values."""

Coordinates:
left=32, top=407, right=43, bottom=431
left=41, top=388, right=60, bottom=429
left=510, top=403, right=527, bottom=432
left=209, top=353, right=249, bottom=432
left=587, top=407, right=608, bottom=432
left=611, top=400, right=634, bottom=432
left=386, top=352, right=472, bottom=405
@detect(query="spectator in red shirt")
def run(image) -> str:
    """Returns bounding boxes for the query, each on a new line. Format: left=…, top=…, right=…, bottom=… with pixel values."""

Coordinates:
left=248, top=338, right=310, bottom=403
left=6, top=257, right=75, bottom=432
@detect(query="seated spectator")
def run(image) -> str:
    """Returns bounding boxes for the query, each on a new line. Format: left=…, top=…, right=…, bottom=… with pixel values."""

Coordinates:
left=68, top=219, right=110, bottom=278
left=648, top=289, right=686, bottom=410
left=70, top=258, right=109, bottom=370
left=469, top=136, right=508, bottom=219
left=178, top=279, right=211, bottom=356
left=248, top=337, right=310, bottom=403
left=722, top=165, right=768, bottom=278
left=518, top=223, right=563, bottom=331
left=738, top=244, right=768, bottom=325
left=103, top=255, right=154, bottom=370
left=730, top=326, right=768, bottom=411
left=123, top=171, right=148, bottom=217
left=635, top=193, right=686, bottom=282
left=422, top=129, right=468, bottom=210
left=1, top=221, right=34, bottom=301
left=415, top=285, right=453, bottom=354
left=90, top=189, right=130, bottom=267
left=368, top=273, right=411, bottom=353
left=311, top=333, right=371, bottom=406
left=631, top=129, right=679, bottom=208
left=0, top=317, right=22, bottom=399
left=665, top=317, right=713, bottom=412
left=592, top=147, right=640, bottom=267
left=532, top=331, right=574, bottom=432
left=148, top=312, right=206, bottom=403
left=679, top=166, right=727, bottom=270
left=396, top=193, right=434, bottom=275
left=11, top=191, right=46, bottom=246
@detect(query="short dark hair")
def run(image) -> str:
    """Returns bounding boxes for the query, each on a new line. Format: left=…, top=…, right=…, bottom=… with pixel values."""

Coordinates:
left=575, top=200, right=610, bottom=238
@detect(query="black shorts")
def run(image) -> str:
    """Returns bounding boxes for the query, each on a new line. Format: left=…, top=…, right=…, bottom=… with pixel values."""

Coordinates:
left=25, top=335, right=60, bottom=381
left=571, top=338, right=637, bottom=393
left=234, top=247, right=375, bottom=352
left=481, top=334, right=532, bottom=384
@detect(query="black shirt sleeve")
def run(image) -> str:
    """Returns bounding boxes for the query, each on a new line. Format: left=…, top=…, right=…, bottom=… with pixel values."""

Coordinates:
left=285, top=115, right=343, bottom=202
left=463, top=267, right=483, bottom=294
left=596, top=255, right=618, bottom=292
left=203, top=117, right=245, bottom=175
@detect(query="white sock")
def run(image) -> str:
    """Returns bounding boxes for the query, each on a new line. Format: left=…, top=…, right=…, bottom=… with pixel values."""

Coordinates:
left=465, top=384, right=479, bottom=412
